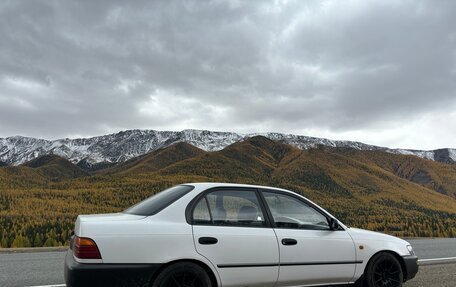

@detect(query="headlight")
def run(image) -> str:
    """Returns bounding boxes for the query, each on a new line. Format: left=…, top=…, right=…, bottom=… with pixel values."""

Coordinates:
left=406, top=244, right=415, bottom=255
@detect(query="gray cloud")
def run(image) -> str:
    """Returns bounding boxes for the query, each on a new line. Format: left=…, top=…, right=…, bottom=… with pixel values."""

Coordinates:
left=1, top=0, right=456, bottom=149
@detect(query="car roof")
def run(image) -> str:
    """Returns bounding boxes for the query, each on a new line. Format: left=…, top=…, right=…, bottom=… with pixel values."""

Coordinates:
left=183, top=182, right=292, bottom=193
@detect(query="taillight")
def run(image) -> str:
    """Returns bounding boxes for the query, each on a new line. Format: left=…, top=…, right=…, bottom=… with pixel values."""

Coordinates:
left=73, top=236, right=102, bottom=259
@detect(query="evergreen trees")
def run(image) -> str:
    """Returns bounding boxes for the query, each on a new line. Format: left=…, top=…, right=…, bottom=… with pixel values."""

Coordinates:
left=11, top=235, right=31, bottom=248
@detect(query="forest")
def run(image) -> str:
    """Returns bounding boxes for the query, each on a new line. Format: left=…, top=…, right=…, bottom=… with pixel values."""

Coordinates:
left=1, top=136, right=455, bottom=247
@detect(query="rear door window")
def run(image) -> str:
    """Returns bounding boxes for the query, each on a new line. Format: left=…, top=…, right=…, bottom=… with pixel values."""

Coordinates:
left=192, top=189, right=266, bottom=227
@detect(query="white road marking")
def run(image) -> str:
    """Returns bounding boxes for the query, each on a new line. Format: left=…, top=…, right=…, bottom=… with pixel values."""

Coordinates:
left=419, top=257, right=456, bottom=262
left=25, top=284, right=66, bottom=287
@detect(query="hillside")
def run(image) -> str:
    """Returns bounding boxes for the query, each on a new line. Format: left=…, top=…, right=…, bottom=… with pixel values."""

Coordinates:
left=0, top=154, right=87, bottom=190
left=336, top=149, right=456, bottom=198
left=0, top=136, right=455, bottom=248
left=23, top=154, right=88, bottom=180
left=101, top=142, right=206, bottom=175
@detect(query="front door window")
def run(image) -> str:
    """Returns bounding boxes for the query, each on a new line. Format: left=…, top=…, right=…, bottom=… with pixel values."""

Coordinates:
left=263, top=192, right=329, bottom=230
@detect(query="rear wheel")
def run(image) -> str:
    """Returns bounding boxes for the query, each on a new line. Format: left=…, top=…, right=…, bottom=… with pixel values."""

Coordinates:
left=365, top=252, right=403, bottom=287
left=151, top=262, right=212, bottom=287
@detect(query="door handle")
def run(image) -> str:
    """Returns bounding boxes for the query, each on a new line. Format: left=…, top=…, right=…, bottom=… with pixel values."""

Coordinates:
left=281, top=238, right=297, bottom=246
left=199, top=237, right=218, bottom=245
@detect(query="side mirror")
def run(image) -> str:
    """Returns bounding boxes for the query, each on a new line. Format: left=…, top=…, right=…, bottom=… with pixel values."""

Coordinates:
left=329, top=218, right=340, bottom=231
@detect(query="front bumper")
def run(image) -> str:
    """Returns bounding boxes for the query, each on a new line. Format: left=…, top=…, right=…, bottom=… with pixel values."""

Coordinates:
left=64, top=250, right=162, bottom=287
left=402, top=255, right=419, bottom=281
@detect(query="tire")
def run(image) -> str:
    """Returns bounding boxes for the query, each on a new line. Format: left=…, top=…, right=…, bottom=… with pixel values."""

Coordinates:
left=364, top=252, right=403, bottom=287
left=151, top=262, right=212, bottom=287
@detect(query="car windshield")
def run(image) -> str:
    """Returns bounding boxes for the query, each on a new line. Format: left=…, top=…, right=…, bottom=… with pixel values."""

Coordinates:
left=124, top=185, right=194, bottom=216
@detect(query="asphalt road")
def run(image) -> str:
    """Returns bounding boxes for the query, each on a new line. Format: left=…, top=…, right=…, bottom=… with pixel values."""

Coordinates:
left=403, top=263, right=456, bottom=287
left=406, top=238, right=456, bottom=259
left=0, top=238, right=455, bottom=287
left=0, top=250, right=65, bottom=287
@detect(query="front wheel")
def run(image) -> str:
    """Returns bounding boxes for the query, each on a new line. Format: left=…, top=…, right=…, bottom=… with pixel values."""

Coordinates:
left=364, top=252, right=403, bottom=287
left=151, top=262, right=212, bottom=287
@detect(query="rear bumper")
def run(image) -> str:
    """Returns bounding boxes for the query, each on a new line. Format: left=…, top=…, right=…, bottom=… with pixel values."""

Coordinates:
left=64, top=250, right=161, bottom=287
left=402, top=255, right=419, bottom=281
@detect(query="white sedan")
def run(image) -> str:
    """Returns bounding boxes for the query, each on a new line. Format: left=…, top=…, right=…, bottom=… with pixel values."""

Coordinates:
left=64, top=183, right=418, bottom=287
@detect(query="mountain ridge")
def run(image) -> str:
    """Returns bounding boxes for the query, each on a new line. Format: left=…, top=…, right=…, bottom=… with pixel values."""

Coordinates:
left=1, top=129, right=455, bottom=168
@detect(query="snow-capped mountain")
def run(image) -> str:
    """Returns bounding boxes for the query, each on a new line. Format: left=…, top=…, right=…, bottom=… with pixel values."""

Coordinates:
left=0, top=129, right=455, bottom=167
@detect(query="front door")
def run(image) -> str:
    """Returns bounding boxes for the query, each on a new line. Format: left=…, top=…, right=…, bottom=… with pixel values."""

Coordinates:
left=191, top=188, right=279, bottom=287
left=262, top=190, right=357, bottom=286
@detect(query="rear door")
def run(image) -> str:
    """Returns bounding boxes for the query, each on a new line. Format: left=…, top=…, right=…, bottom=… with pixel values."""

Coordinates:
left=262, top=190, right=357, bottom=286
left=191, top=188, right=279, bottom=287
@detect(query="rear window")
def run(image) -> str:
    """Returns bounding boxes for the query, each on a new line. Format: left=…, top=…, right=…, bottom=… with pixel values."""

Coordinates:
left=124, top=185, right=194, bottom=216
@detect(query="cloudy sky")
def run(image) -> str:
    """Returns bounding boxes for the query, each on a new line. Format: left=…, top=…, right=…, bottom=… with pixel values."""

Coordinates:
left=1, top=0, right=455, bottom=150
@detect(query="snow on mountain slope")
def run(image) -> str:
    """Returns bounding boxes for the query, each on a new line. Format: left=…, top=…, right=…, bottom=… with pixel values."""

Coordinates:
left=394, top=149, right=435, bottom=161
left=0, top=129, right=454, bottom=167
left=448, top=149, right=456, bottom=161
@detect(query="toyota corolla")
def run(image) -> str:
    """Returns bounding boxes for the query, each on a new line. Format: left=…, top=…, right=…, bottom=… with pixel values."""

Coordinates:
left=64, top=182, right=418, bottom=287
